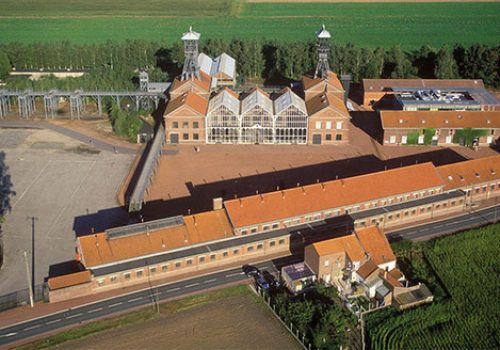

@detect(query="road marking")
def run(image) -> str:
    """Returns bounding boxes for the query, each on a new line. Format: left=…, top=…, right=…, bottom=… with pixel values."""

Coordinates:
left=127, top=297, right=143, bottom=303
left=167, top=287, right=180, bottom=292
left=11, top=161, right=51, bottom=209
left=225, top=272, right=243, bottom=277
left=46, top=319, right=61, bottom=325
left=66, top=313, right=83, bottom=319
left=23, top=325, right=40, bottom=331
left=204, top=278, right=217, bottom=283
left=184, top=283, right=199, bottom=288
left=0, top=332, right=17, bottom=337
left=88, top=307, right=103, bottom=313
left=108, top=302, right=123, bottom=308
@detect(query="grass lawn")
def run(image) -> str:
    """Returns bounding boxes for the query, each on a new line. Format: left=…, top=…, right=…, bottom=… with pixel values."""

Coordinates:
left=0, top=2, right=498, bottom=48
left=365, top=224, right=500, bottom=349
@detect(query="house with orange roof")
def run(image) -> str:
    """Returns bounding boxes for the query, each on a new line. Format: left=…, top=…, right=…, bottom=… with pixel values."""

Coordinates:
left=164, top=91, right=208, bottom=144
left=381, top=110, right=500, bottom=146
left=304, top=226, right=397, bottom=287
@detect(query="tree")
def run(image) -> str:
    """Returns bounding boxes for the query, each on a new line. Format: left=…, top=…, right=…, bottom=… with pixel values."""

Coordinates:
left=435, top=45, right=458, bottom=79
left=0, top=50, right=11, bottom=80
left=285, top=300, right=315, bottom=333
left=0, top=152, right=15, bottom=224
left=412, top=45, right=437, bottom=78
left=384, top=46, right=416, bottom=78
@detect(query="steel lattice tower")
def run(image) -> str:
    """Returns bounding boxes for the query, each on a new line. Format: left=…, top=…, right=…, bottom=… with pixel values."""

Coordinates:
left=314, top=25, right=331, bottom=79
left=181, top=26, right=201, bottom=81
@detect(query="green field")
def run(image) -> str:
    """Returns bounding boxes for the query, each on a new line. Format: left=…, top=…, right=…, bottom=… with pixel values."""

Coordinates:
left=365, top=224, right=500, bottom=349
left=0, top=2, right=499, bottom=48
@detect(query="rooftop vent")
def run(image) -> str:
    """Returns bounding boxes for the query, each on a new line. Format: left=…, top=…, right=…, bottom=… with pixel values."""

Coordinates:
left=106, top=216, right=184, bottom=240
left=422, top=119, right=426, bottom=124
left=445, top=119, right=449, bottom=124
left=458, top=114, right=463, bottom=119
left=475, top=172, right=480, bottom=178
left=448, top=175, right=453, bottom=181
left=490, top=168, right=496, bottom=175
left=459, top=175, right=465, bottom=181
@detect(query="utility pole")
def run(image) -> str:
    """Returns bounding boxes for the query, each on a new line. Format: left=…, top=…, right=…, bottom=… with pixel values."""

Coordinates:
left=23, top=251, right=34, bottom=307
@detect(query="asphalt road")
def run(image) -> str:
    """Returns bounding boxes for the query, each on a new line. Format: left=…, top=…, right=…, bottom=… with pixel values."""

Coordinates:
left=0, top=205, right=499, bottom=347
left=0, top=120, right=138, bottom=154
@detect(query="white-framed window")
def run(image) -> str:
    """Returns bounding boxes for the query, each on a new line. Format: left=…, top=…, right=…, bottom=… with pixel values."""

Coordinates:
left=487, top=136, right=493, bottom=144
left=336, top=121, right=342, bottom=130
left=401, top=135, right=407, bottom=144
left=110, top=275, right=117, bottom=283
left=418, top=135, right=425, bottom=144
left=262, top=225, right=270, bottom=231
left=324, top=259, right=330, bottom=267
left=389, top=135, right=396, bottom=144
left=271, top=223, right=279, bottom=230
left=124, top=272, right=131, bottom=279
left=97, top=278, right=105, bottom=286
left=326, top=121, right=332, bottom=129
left=315, top=121, right=322, bottom=129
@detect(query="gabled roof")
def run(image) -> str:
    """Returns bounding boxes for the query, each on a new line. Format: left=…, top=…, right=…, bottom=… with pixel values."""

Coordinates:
left=306, top=92, right=349, bottom=117
left=356, top=226, right=396, bottom=266
left=437, top=155, right=500, bottom=191
left=208, top=87, right=240, bottom=115
left=47, top=270, right=91, bottom=290
left=303, top=71, right=344, bottom=92
left=316, top=24, right=331, bottom=39
left=198, top=53, right=213, bottom=76
left=241, top=87, right=273, bottom=115
left=224, top=163, right=444, bottom=228
left=363, top=78, right=485, bottom=92
left=356, top=259, right=379, bottom=280
left=170, top=70, right=211, bottom=94
left=274, top=87, right=307, bottom=115
left=381, top=111, right=500, bottom=129
left=165, top=91, right=208, bottom=116
left=311, top=234, right=366, bottom=262
left=78, top=210, right=234, bottom=268
left=212, top=53, right=236, bottom=79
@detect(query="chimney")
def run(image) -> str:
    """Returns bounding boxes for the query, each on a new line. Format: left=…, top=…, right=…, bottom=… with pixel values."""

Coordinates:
left=193, top=215, right=197, bottom=226
left=213, top=197, right=223, bottom=210
left=340, top=74, right=351, bottom=103
left=239, top=198, right=243, bottom=208
left=321, top=183, right=326, bottom=191
left=302, top=187, right=306, bottom=195
left=259, top=194, right=264, bottom=203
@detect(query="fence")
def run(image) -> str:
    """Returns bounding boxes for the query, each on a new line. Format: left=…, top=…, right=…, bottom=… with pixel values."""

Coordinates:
left=255, top=286, right=310, bottom=350
left=128, top=124, right=166, bottom=212
left=0, top=284, right=46, bottom=312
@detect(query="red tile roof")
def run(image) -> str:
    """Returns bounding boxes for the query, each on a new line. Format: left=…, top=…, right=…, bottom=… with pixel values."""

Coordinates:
left=303, top=71, right=345, bottom=92
left=170, top=71, right=211, bottom=93
left=306, top=92, right=349, bottom=117
left=381, top=111, right=500, bottom=129
left=312, top=234, right=365, bottom=262
left=437, top=155, right=500, bottom=191
left=47, top=270, right=91, bottom=290
left=363, top=79, right=485, bottom=92
left=356, top=226, right=396, bottom=266
left=78, top=210, right=233, bottom=268
left=224, top=162, right=444, bottom=228
left=165, top=91, right=208, bottom=116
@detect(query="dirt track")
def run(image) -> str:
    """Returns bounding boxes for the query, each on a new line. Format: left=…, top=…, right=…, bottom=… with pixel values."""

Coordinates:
left=52, top=294, right=300, bottom=350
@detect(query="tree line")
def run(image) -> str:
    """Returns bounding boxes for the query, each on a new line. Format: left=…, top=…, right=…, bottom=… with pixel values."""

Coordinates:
left=0, top=40, right=498, bottom=90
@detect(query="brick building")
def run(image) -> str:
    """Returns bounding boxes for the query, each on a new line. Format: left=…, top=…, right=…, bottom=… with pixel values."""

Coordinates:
left=164, top=91, right=208, bottom=144
left=380, top=110, right=500, bottom=146
left=47, top=156, right=500, bottom=302
left=306, top=91, right=350, bottom=144
left=362, top=79, right=500, bottom=111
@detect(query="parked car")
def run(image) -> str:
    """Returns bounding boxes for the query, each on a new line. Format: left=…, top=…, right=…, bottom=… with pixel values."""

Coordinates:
left=256, top=275, right=270, bottom=289
left=242, top=264, right=260, bottom=277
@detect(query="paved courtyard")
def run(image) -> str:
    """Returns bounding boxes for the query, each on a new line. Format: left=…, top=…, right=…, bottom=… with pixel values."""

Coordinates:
left=0, top=128, right=134, bottom=295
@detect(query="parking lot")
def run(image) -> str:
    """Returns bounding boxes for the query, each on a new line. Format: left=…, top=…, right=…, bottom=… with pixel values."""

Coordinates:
left=0, top=128, right=134, bottom=295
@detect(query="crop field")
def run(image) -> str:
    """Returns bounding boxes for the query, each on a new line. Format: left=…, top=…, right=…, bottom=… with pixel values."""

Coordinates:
left=0, top=2, right=499, bottom=48
left=365, top=224, right=500, bottom=349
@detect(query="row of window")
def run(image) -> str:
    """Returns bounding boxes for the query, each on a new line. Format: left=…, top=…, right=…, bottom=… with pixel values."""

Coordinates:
left=356, top=198, right=464, bottom=227
left=172, top=121, right=200, bottom=129
left=96, top=239, right=287, bottom=286
left=315, top=121, right=343, bottom=130
left=239, top=189, right=442, bottom=234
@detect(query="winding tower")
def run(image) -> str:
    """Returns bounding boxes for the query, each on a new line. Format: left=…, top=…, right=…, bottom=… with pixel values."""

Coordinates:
left=314, top=25, right=331, bottom=79
left=181, top=26, right=201, bottom=80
